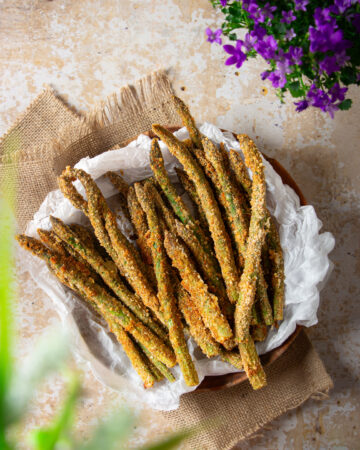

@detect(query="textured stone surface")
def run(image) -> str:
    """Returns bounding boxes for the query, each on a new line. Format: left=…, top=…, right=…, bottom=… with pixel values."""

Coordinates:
left=1, top=0, right=359, bottom=448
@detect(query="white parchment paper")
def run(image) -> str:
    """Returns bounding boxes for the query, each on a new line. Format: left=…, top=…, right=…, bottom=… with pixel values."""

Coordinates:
left=18, top=123, right=335, bottom=411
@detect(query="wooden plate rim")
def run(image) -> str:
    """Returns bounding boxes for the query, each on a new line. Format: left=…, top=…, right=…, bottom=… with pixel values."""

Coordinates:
left=124, top=126, right=307, bottom=392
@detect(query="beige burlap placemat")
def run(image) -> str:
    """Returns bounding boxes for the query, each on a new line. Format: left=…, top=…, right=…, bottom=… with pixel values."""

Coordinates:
left=0, top=71, right=333, bottom=447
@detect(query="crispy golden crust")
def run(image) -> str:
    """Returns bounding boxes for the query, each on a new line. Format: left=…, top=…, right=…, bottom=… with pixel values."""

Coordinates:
left=229, top=145, right=282, bottom=324
left=105, top=171, right=131, bottom=220
left=228, top=149, right=253, bottom=198
left=164, top=231, right=233, bottom=345
left=109, top=321, right=156, bottom=388
left=173, top=95, right=203, bottom=149
left=149, top=138, right=213, bottom=256
left=175, top=167, right=209, bottom=231
left=145, top=178, right=230, bottom=315
left=235, top=134, right=270, bottom=342
left=16, top=235, right=176, bottom=368
left=176, top=284, right=220, bottom=358
left=152, top=125, right=239, bottom=305
left=58, top=166, right=163, bottom=323
left=135, top=183, right=198, bottom=386
left=267, top=218, right=285, bottom=322
left=49, top=215, right=168, bottom=343
left=202, top=137, right=249, bottom=263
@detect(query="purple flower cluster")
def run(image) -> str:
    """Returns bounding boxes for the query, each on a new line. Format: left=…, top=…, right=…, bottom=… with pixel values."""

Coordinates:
left=206, top=27, right=222, bottom=44
left=243, top=1, right=277, bottom=24
left=206, top=0, right=360, bottom=116
left=309, top=7, right=352, bottom=53
left=295, top=83, right=348, bottom=118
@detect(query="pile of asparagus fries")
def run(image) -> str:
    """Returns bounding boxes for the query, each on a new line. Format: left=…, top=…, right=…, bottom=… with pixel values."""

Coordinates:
left=17, top=96, right=284, bottom=390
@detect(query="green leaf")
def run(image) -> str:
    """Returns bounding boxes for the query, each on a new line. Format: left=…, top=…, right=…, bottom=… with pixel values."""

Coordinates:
left=340, top=66, right=357, bottom=85
left=7, top=329, right=70, bottom=425
left=0, top=136, right=18, bottom=443
left=288, top=81, right=305, bottom=98
left=141, top=430, right=192, bottom=450
left=79, top=410, right=135, bottom=450
left=30, top=374, right=81, bottom=450
left=338, top=99, right=352, bottom=110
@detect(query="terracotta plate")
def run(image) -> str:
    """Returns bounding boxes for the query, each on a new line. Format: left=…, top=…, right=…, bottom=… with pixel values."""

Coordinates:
left=133, top=126, right=307, bottom=392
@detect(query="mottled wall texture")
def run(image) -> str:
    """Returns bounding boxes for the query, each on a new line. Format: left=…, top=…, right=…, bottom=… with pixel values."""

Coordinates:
left=1, top=1, right=359, bottom=448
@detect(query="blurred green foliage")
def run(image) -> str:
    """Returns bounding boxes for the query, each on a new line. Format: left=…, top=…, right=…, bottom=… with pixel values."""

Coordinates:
left=0, top=160, right=188, bottom=450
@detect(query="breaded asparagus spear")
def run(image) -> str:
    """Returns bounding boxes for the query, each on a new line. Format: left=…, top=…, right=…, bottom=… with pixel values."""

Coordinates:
left=37, top=229, right=67, bottom=256
left=235, top=134, right=270, bottom=342
left=37, top=228, right=101, bottom=283
left=145, top=178, right=231, bottom=316
left=228, top=149, right=253, bottom=198
left=135, top=183, right=199, bottom=386
left=105, top=171, right=129, bottom=197
left=105, top=171, right=131, bottom=220
left=176, top=284, right=220, bottom=358
left=202, top=137, right=273, bottom=326
left=229, top=147, right=284, bottom=322
left=266, top=219, right=285, bottom=322
left=109, top=320, right=157, bottom=388
left=164, top=231, right=233, bottom=345
left=172, top=95, right=203, bottom=149
left=16, top=235, right=176, bottom=368
left=174, top=167, right=209, bottom=234
left=49, top=215, right=168, bottom=343
left=149, top=139, right=213, bottom=255
left=202, top=137, right=249, bottom=261
left=137, top=342, right=176, bottom=383
left=251, top=324, right=268, bottom=342
left=46, top=257, right=158, bottom=388
left=153, top=125, right=239, bottom=304
left=127, top=186, right=152, bottom=265
left=176, top=284, right=242, bottom=369
left=58, top=167, right=163, bottom=322
left=174, top=219, right=233, bottom=319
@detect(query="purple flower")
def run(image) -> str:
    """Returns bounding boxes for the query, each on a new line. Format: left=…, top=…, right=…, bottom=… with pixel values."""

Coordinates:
left=332, top=0, right=352, bottom=14
left=223, top=40, right=247, bottom=68
left=306, top=84, right=339, bottom=118
left=314, top=8, right=336, bottom=28
left=243, top=32, right=256, bottom=51
left=294, top=0, right=309, bottom=11
left=220, top=0, right=228, bottom=6
left=281, top=10, right=296, bottom=24
left=254, top=35, right=278, bottom=60
left=261, top=71, right=271, bottom=80
left=242, top=0, right=258, bottom=16
left=286, top=46, right=303, bottom=65
left=336, top=50, right=350, bottom=66
left=250, top=25, right=267, bottom=41
left=319, top=55, right=341, bottom=75
left=249, top=3, right=277, bottom=23
left=353, top=13, right=360, bottom=32
left=261, top=3, right=277, bottom=19
left=329, top=83, right=348, bottom=102
left=285, top=28, right=296, bottom=41
left=309, top=24, right=351, bottom=53
left=275, top=50, right=292, bottom=75
left=317, top=48, right=349, bottom=76
left=294, top=99, right=309, bottom=112
left=206, top=28, right=222, bottom=44
left=268, top=70, right=287, bottom=88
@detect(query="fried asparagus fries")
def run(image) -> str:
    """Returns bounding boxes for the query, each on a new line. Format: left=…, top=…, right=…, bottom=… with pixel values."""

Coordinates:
left=16, top=95, right=286, bottom=392
left=135, top=183, right=199, bottom=386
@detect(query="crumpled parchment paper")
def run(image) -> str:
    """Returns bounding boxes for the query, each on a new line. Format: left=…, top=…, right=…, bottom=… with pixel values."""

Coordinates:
left=18, top=123, right=335, bottom=411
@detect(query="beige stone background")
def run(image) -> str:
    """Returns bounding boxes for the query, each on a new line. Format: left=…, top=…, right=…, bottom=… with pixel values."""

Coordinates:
left=1, top=0, right=359, bottom=448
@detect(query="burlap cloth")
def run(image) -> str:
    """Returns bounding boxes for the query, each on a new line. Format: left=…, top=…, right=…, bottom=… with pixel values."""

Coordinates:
left=0, top=71, right=333, bottom=448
